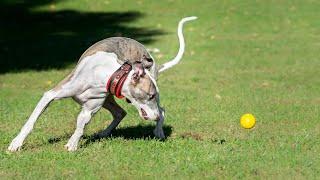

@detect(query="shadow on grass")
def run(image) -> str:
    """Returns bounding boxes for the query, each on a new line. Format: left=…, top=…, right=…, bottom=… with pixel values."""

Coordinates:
left=0, top=0, right=164, bottom=74
left=48, top=124, right=173, bottom=145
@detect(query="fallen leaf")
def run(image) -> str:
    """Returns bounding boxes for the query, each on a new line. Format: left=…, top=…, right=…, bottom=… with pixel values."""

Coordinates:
left=215, top=94, right=222, bottom=100
left=46, top=80, right=52, bottom=86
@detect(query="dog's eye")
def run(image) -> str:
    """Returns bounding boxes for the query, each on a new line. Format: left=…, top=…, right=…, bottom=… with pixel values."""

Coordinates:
left=143, top=55, right=153, bottom=62
left=146, top=58, right=153, bottom=62
left=149, top=94, right=156, bottom=100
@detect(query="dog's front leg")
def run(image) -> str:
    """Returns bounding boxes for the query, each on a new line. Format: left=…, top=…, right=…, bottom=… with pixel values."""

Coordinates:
left=65, top=98, right=104, bottom=151
left=96, top=95, right=126, bottom=138
left=153, top=109, right=165, bottom=139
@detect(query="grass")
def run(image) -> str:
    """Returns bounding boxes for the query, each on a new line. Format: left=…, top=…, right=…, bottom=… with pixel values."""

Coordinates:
left=1, top=0, right=320, bottom=179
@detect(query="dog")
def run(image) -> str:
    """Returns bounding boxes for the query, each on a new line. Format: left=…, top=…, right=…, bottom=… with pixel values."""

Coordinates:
left=8, top=16, right=197, bottom=151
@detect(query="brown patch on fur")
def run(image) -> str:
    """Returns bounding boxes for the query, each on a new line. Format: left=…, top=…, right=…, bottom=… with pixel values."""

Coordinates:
left=136, top=76, right=156, bottom=95
left=79, top=37, right=153, bottom=70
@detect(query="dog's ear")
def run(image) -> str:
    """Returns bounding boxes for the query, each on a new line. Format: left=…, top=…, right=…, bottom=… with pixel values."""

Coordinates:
left=132, top=62, right=145, bottom=84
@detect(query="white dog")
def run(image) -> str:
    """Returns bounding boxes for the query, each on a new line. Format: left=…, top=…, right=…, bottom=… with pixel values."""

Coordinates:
left=8, top=16, right=197, bottom=151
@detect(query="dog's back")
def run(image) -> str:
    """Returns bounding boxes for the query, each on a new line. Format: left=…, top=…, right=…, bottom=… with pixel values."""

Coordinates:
left=79, top=37, right=154, bottom=69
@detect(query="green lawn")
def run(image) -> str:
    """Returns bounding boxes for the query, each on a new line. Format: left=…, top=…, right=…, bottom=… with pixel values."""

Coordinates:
left=1, top=0, right=319, bottom=179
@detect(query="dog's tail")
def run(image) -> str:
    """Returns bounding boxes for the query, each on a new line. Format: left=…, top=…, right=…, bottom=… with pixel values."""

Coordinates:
left=158, top=16, right=197, bottom=73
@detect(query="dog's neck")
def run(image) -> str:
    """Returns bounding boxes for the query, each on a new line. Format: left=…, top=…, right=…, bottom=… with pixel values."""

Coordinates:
left=106, top=62, right=132, bottom=98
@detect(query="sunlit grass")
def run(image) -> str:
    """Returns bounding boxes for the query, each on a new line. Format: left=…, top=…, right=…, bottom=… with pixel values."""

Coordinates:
left=0, top=0, right=319, bottom=178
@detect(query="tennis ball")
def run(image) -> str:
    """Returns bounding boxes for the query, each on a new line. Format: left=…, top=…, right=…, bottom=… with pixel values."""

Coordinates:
left=240, top=113, right=256, bottom=129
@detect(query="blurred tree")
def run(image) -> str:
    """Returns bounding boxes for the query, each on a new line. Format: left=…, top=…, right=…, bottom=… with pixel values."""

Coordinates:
left=0, top=0, right=163, bottom=73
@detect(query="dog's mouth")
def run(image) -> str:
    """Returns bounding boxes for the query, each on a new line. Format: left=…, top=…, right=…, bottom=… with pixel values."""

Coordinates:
left=141, top=108, right=148, bottom=120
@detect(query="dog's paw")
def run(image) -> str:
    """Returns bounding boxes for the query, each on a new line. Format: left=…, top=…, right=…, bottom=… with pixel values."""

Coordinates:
left=153, top=128, right=165, bottom=139
left=64, top=141, right=78, bottom=152
left=95, top=130, right=111, bottom=139
left=8, top=138, right=23, bottom=152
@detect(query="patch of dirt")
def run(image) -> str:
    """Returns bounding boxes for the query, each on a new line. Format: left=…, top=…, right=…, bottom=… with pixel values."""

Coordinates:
left=180, top=132, right=204, bottom=141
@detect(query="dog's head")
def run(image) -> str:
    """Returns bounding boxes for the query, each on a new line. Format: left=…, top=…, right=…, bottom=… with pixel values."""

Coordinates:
left=122, top=62, right=162, bottom=120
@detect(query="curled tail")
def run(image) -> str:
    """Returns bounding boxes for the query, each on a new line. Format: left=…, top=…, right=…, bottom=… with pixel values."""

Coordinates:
left=158, top=16, right=197, bottom=73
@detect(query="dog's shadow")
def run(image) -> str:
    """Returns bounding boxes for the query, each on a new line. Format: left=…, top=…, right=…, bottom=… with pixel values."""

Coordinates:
left=48, top=124, right=173, bottom=147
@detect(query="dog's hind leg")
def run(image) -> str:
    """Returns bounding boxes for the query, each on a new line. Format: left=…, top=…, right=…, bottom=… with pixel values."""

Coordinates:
left=96, top=95, right=127, bottom=138
left=8, top=90, right=56, bottom=151
left=65, top=98, right=105, bottom=151
left=8, top=82, right=81, bottom=152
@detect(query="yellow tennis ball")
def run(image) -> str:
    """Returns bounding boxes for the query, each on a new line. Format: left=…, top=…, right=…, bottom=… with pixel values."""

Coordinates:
left=240, top=113, right=256, bottom=129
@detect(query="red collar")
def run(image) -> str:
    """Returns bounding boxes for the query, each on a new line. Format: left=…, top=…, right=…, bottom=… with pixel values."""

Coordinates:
left=106, top=62, right=132, bottom=98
